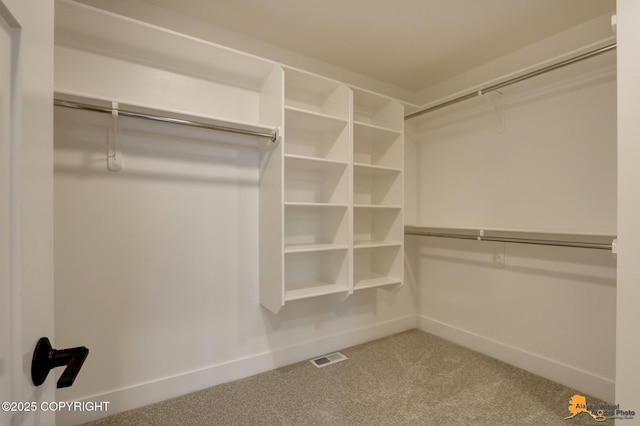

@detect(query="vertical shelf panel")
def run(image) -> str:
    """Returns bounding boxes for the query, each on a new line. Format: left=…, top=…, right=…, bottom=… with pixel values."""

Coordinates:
left=352, top=88, right=404, bottom=292
left=276, top=68, right=352, bottom=308
left=259, top=66, right=286, bottom=313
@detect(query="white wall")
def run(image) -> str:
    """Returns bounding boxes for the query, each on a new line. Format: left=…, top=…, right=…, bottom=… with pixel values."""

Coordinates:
left=616, top=0, right=640, bottom=419
left=413, top=62, right=617, bottom=233
left=410, top=57, right=617, bottom=401
left=415, top=12, right=615, bottom=107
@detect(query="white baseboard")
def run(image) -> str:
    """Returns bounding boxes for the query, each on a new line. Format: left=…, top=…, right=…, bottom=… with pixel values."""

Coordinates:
left=417, top=315, right=615, bottom=402
left=57, top=314, right=417, bottom=426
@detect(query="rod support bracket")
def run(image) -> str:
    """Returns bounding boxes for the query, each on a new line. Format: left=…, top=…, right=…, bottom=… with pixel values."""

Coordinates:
left=107, top=101, right=122, bottom=172
left=480, top=91, right=505, bottom=133
left=272, top=126, right=281, bottom=144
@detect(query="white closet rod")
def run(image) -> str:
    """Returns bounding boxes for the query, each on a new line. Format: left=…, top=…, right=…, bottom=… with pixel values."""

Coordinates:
left=54, top=98, right=280, bottom=143
left=404, top=226, right=615, bottom=251
left=405, top=43, right=617, bottom=120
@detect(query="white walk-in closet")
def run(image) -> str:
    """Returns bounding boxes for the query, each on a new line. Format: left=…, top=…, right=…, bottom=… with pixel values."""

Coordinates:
left=5, top=0, right=640, bottom=425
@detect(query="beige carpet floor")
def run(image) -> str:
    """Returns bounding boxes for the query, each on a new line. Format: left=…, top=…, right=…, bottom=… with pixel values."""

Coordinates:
left=85, top=329, right=613, bottom=425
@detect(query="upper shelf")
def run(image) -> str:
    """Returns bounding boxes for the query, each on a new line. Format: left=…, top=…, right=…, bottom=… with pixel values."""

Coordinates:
left=352, top=88, right=404, bottom=131
left=55, top=0, right=284, bottom=129
left=55, top=0, right=276, bottom=91
left=284, top=68, right=350, bottom=119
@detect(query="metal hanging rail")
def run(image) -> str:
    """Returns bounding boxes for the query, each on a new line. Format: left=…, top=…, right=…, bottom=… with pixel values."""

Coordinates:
left=405, top=43, right=617, bottom=120
left=54, top=98, right=280, bottom=143
left=404, top=226, right=615, bottom=251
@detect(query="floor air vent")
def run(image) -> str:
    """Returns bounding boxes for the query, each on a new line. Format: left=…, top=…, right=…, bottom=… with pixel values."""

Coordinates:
left=310, top=352, right=347, bottom=368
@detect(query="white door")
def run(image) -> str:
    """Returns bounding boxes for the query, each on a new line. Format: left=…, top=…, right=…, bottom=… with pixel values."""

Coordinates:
left=1, top=1, right=55, bottom=425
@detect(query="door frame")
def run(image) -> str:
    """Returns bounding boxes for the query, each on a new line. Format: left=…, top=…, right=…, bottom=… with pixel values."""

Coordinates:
left=0, top=0, right=55, bottom=425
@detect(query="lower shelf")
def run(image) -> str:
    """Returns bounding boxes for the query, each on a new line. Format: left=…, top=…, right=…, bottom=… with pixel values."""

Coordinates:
left=354, top=273, right=402, bottom=290
left=353, top=244, right=402, bottom=290
left=285, top=281, right=348, bottom=301
left=353, top=240, right=402, bottom=249
left=285, top=243, right=349, bottom=253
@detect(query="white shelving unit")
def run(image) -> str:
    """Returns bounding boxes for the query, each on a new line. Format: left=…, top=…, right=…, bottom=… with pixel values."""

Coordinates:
left=260, top=72, right=405, bottom=313
left=352, top=89, right=404, bottom=292
left=260, top=68, right=352, bottom=313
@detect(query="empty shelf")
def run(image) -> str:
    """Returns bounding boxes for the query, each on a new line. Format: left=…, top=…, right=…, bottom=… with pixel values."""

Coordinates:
left=285, top=281, right=348, bottom=301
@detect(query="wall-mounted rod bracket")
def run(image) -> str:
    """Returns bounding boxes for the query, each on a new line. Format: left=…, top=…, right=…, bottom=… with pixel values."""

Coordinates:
left=107, top=101, right=123, bottom=172
left=479, top=90, right=505, bottom=133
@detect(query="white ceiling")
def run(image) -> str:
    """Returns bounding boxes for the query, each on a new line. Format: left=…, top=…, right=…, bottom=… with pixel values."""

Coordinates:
left=137, top=0, right=615, bottom=93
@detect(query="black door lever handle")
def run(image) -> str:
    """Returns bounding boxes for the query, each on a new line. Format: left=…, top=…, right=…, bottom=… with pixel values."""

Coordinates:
left=31, top=337, right=89, bottom=388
